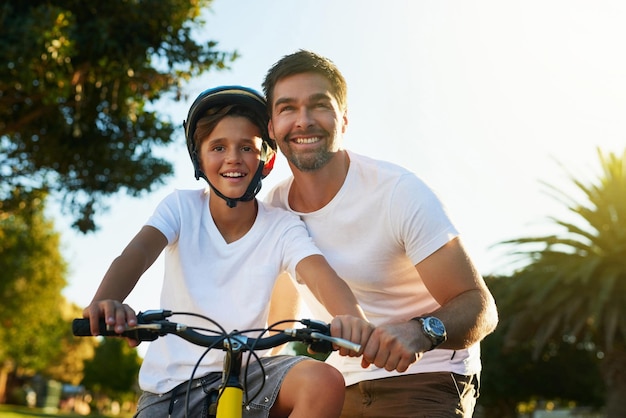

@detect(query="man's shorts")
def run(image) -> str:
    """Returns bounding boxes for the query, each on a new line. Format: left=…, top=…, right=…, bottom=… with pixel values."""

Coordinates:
left=135, top=355, right=308, bottom=418
left=340, top=372, right=480, bottom=418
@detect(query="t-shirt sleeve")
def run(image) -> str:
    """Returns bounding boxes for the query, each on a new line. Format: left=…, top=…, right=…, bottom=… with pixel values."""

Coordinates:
left=390, top=174, right=459, bottom=266
left=145, top=191, right=182, bottom=245
left=274, top=211, right=323, bottom=280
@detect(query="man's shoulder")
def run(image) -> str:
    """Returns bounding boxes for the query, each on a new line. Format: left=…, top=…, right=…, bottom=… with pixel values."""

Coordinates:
left=264, top=177, right=292, bottom=208
left=349, top=150, right=411, bottom=174
left=257, top=200, right=303, bottom=229
left=348, top=150, right=416, bottom=185
left=258, top=199, right=295, bottom=218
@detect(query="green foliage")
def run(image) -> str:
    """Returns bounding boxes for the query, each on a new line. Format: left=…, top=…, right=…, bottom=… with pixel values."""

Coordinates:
left=0, top=403, right=120, bottom=417
left=0, top=188, right=68, bottom=371
left=497, top=148, right=626, bottom=355
left=81, top=338, right=142, bottom=398
left=495, top=148, right=626, bottom=417
left=282, top=341, right=330, bottom=361
left=0, top=0, right=237, bottom=232
left=44, top=302, right=99, bottom=386
left=479, top=276, right=604, bottom=417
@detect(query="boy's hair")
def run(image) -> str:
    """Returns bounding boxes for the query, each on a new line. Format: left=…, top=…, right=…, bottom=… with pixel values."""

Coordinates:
left=262, top=50, right=348, bottom=114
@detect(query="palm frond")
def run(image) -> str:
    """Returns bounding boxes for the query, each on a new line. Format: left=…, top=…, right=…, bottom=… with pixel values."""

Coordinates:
left=496, top=147, right=626, bottom=356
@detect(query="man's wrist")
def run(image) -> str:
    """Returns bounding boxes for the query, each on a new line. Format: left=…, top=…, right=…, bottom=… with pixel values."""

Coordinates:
left=412, top=316, right=447, bottom=351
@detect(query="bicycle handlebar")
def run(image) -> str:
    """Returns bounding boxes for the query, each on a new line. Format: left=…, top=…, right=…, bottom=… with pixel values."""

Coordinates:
left=72, top=309, right=361, bottom=353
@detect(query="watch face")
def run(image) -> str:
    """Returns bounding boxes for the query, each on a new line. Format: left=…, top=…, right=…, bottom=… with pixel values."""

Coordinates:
left=417, top=316, right=447, bottom=350
left=427, top=317, right=446, bottom=336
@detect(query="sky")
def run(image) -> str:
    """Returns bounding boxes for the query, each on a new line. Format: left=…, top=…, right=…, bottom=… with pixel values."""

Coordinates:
left=60, top=0, right=626, bottom=314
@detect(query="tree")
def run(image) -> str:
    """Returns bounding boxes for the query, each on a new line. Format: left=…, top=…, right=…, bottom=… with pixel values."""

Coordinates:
left=478, top=276, right=604, bottom=418
left=0, top=0, right=237, bottom=232
left=44, top=302, right=99, bottom=386
left=0, top=188, right=68, bottom=402
left=81, top=338, right=142, bottom=401
left=496, top=148, right=626, bottom=417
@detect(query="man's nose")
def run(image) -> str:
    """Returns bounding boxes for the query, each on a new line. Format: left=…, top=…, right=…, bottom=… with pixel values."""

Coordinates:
left=295, top=107, right=314, bottom=127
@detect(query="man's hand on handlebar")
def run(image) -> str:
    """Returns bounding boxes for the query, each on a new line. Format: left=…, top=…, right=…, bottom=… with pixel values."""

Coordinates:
left=330, top=317, right=423, bottom=373
left=359, top=322, right=422, bottom=373
left=82, top=300, right=140, bottom=347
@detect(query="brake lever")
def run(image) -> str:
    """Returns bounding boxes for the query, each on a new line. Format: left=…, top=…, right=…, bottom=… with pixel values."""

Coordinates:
left=310, top=332, right=361, bottom=353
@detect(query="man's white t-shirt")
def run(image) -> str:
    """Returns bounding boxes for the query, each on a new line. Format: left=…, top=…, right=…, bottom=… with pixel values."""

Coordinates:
left=265, top=151, right=482, bottom=386
left=139, top=188, right=322, bottom=393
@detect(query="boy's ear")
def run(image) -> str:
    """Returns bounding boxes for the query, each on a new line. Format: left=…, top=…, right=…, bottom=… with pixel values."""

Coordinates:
left=262, top=152, right=276, bottom=177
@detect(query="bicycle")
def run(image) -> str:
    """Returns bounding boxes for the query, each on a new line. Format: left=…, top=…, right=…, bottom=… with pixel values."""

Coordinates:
left=72, top=309, right=361, bottom=418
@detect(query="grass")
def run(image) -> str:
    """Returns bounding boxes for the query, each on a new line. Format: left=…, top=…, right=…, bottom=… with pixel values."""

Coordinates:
left=0, top=404, right=132, bottom=418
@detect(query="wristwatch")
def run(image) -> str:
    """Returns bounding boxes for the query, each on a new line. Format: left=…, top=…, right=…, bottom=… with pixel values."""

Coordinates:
left=413, top=316, right=447, bottom=351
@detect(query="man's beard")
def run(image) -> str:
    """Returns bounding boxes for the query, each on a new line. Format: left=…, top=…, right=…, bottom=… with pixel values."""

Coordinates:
left=287, top=146, right=334, bottom=172
left=280, top=132, right=336, bottom=172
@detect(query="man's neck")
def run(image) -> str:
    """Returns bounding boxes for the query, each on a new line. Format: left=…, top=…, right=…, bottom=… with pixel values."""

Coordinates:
left=288, top=150, right=350, bottom=213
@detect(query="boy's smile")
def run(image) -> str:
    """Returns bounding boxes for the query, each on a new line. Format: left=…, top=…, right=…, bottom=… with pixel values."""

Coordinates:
left=199, top=115, right=263, bottom=198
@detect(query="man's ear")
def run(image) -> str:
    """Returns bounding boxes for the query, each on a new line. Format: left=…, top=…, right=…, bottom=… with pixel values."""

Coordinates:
left=341, top=109, right=349, bottom=134
left=262, top=152, right=276, bottom=177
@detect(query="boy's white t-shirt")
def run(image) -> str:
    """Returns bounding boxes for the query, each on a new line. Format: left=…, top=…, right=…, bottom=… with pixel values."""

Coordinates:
left=139, top=188, right=322, bottom=394
left=265, top=151, right=482, bottom=386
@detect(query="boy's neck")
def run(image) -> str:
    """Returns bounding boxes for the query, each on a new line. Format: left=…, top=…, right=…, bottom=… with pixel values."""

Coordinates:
left=288, top=150, right=350, bottom=213
left=210, top=197, right=258, bottom=244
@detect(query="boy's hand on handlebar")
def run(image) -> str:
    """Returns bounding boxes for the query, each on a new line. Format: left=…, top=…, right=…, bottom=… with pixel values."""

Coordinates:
left=82, top=300, right=139, bottom=347
left=330, top=315, right=374, bottom=357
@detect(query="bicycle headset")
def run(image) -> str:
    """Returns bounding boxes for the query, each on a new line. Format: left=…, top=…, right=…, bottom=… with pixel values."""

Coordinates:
left=184, top=86, right=277, bottom=208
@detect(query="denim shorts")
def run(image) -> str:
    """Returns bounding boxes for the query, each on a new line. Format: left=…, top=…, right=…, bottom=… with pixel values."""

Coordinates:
left=134, top=355, right=308, bottom=418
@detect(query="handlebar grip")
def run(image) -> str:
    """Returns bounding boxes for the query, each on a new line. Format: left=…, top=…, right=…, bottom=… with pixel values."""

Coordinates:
left=72, top=318, right=159, bottom=342
left=72, top=318, right=113, bottom=336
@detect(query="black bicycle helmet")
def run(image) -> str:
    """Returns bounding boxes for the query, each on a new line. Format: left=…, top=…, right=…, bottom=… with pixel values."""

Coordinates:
left=183, top=86, right=277, bottom=208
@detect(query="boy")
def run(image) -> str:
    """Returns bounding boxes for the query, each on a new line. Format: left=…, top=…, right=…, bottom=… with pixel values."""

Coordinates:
left=82, top=86, right=371, bottom=417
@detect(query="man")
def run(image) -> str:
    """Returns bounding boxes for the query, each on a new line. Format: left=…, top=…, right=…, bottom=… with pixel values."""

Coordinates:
left=263, top=50, right=499, bottom=417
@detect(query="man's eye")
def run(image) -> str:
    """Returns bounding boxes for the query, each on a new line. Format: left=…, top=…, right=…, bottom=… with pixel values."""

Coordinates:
left=277, top=105, right=294, bottom=113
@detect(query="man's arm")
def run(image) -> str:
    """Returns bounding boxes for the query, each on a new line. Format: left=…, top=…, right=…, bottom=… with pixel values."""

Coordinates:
left=416, top=237, right=498, bottom=349
left=361, top=237, right=499, bottom=372
left=268, top=272, right=301, bottom=325
left=267, top=272, right=301, bottom=354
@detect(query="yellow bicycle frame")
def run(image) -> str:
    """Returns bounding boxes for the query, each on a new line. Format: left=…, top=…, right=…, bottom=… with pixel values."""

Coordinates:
left=216, top=386, right=243, bottom=418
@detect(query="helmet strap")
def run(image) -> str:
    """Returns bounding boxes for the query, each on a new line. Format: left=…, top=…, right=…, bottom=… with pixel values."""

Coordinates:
left=192, top=142, right=270, bottom=208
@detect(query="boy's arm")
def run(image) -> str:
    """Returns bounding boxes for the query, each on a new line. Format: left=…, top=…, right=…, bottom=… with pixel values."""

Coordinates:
left=83, top=225, right=167, bottom=336
left=295, top=254, right=364, bottom=318
left=295, top=254, right=373, bottom=355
